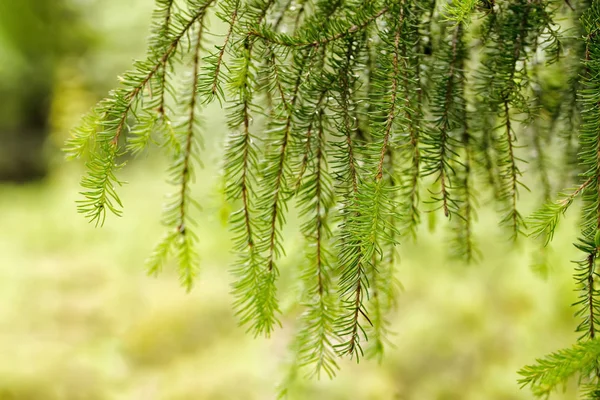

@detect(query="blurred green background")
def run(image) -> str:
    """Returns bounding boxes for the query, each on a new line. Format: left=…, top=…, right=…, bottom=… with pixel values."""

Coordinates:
left=0, top=1, right=584, bottom=399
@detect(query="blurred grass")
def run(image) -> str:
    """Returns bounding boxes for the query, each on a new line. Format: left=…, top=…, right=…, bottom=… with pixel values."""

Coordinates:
left=0, top=0, right=588, bottom=398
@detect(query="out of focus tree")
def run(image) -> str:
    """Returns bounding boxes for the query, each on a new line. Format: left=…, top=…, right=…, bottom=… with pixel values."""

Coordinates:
left=0, top=0, right=90, bottom=182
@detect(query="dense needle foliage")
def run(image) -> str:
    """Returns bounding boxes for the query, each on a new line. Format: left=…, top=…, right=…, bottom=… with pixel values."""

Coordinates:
left=65, top=0, right=600, bottom=396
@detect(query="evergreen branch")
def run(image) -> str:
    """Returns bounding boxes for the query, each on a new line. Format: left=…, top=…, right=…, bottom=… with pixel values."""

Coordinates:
left=112, top=1, right=213, bottom=146
left=375, top=29, right=401, bottom=183
left=213, top=4, right=237, bottom=96
left=152, top=0, right=176, bottom=116
left=146, top=229, right=179, bottom=277
left=365, top=157, right=402, bottom=359
left=450, top=109, right=479, bottom=262
left=65, top=0, right=600, bottom=389
left=76, top=141, right=125, bottom=227
left=423, top=24, right=464, bottom=218
left=518, top=338, right=600, bottom=397
left=476, top=0, right=535, bottom=238
left=249, top=7, right=388, bottom=48
left=225, top=0, right=282, bottom=337
left=149, top=16, right=208, bottom=291
left=573, top=249, right=599, bottom=340
left=395, top=2, right=423, bottom=239
left=179, top=21, right=204, bottom=235
left=262, top=51, right=309, bottom=272
left=227, top=41, right=280, bottom=337
left=528, top=178, right=592, bottom=245
left=335, top=10, right=402, bottom=360
left=264, top=44, right=290, bottom=109
left=499, top=98, right=523, bottom=237
left=66, top=0, right=215, bottom=226
left=294, top=120, right=314, bottom=191
left=332, top=38, right=362, bottom=196
left=442, top=0, right=479, bottom=26
left=198, top=0, right=240, bottom=104
left=245, top=0, right=277, bottom=25
left=294, top=105, right=340, bottom=379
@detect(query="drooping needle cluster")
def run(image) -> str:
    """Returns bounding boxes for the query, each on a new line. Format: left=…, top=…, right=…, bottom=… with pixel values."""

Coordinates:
left=66, top=0, right=600, bottom=395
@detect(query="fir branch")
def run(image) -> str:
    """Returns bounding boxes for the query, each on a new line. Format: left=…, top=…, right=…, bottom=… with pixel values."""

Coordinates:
left=573, top=246, right=599, bottom=340
left=475, top=0, right=535, bottom=238
left=226, top=0, right=281, bottom=337
left=518, top=338, right=600, bottom=397
left=574, top=13, right=600, bottom=342
left=399, top=68, right=422, bottom=236
left=423, top=23, right=464, bottom=218
left=249, top=7, right=388, bottom=48
left=149, top=15, right=208, bottom=291
left=293, top=104, right=340, bottom=379
left=335, top=9, right=402, bottom=360
left=66, top=0, right=215, bottom=226
left=262, top=49, right=311, bottom=274
left=442, top=0, right=479, bottom=27
left=152, top=0, right=176, bottom=116
left=146, top=229, right=179, bottom=277
left=198, top=0, right=240, bottom=104
left=227, top=48, right=277, bottom=336
left=76, top=141, right=125, bottom=227
left=450, top=109, right=479, bottom=262
left=499, top=98, right=524, bottom=237
left=65, top=0, right=600, bottom=390
left=331, top=38, right=362, bottom=196
left=528, top=178, right=592, bottom=245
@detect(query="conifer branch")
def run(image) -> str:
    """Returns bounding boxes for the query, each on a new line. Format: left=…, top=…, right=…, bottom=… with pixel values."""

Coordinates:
left=76, top=141, right=124, bottom=227
left=518, top=338, right=600, bottom=397
left=148, top=13, right=209, bottom=291
left=293, top=103, right=340, bottom=379
left=334, top=39, right=361, bottom=195
left=228, top=52, right=271, bottom=336
left=398, top=41, right=422, bottom=239
left=67, top=0, right=215, bottom=226
left=521, top=7, right=600, bottom=396
left=450, top=103, right=478, bottom=262
left=424, top=23, right=463, bottom=218
left=500, top=98, right=521, bottom=236
left=66, top=0, right=600, bottom=391
left=442, top=0, right=478, bottom=26
left=206, top=0, right=240, bottom=103
left=263, top=49, right=311, bottom=273
left=335, top=7, right=402, bottom=360
left=249, top=7, right=388, bottom=48
left=153, top=0, right=175, bottom=116
left=528, top=178, right=592, bottom=245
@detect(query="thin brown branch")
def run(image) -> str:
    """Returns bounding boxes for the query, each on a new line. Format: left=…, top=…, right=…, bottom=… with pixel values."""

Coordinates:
left=266, top=51, right=311, bottom=272
left=212, top=3, right=239, bottom=96
left=178, top=21, right=205, bottom=234
left=375, top=25, right=401, bottom=182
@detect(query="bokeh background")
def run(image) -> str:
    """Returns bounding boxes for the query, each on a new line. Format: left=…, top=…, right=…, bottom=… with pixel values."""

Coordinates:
left=0, top=1, right=584, bottom=399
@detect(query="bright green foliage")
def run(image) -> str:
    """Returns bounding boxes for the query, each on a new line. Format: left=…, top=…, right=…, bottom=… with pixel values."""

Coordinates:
left=528, top=179, right=591, bottom=245
left=66, top=0, right=600, bottom=396
left=518, top=339, right=600, bottom=397
left=520, top=1, right=600, bottom=398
